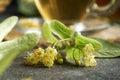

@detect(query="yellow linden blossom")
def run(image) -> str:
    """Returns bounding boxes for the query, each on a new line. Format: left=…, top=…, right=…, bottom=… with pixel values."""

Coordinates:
left=34, top=48, right=44, bottom=62
left=41, top=53, right=55, bottom=68
left=24, top=47, right=58, bottom=67
left=41, top=47, right=58, bottom=67
left=24, top=53, right=40, bottom=65
left=34, top=48, right=44, bottom=54
left=83, top=43, right=95, bottom=56
left=45, top=47, right=58, bottom=56
left=84, top=55, right=97, bottom=67
left=24, top=48, right=44, bottom=65
left=83, top=43, right=97, bottom=67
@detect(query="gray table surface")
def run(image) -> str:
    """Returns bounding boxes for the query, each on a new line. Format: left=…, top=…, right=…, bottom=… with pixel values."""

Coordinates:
left=0, top=53, right=120, bottom=80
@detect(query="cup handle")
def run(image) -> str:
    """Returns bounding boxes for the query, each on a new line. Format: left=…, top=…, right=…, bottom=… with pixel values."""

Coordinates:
left=92, top=0, right=120, bottom=16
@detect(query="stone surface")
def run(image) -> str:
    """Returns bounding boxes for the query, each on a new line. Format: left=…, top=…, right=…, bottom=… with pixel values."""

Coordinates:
left=0, top=53, right=120, bottom=80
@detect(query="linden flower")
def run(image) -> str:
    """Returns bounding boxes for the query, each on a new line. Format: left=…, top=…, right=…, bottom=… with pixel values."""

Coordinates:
left=41, top=47, right=58, bottom=67
left=83, top=43, right=97, bottom=67
left=24, top=53, right=40, bottom=65
left=25, top=48, right=44, bottom=65
left=24, top=47, right=58, bottom=67
left=45, top=47, right=58, bottom=56
left=84, top=55, right=97, bottom=67
left=34, top=47, right=44, bottom=55
left=83, top=43, right=95, bottom=56
left=41, top=52, right=55, bottom=68
left=34, top=48, right=44, bottom=62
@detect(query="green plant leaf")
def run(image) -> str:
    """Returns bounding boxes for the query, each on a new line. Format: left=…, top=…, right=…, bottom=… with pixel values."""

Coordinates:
left=95, top=39, right=120, bottom=58
left=66, top=46, right=83, bottom=64
left=41, top=22, right=58, bottom=43
left=0, top=33, right=40, bottom=75
left=50, top=20, right=74, bottom=39
left=0, top=16, right=18, bottom=42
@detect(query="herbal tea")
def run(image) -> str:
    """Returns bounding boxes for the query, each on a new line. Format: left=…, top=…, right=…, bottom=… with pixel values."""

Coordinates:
left=35, top=0, right=94, bottom=25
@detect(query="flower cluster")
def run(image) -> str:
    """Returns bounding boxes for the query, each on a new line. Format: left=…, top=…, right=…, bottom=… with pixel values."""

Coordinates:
left=24, top=43, right=97, bottom=68
left=24, top=47, right=58, bottom=67
left=40, top=47, right=57, bottom=67
left=83, top=43, right=97, bottom=67
left=24, top=48, right=44, bottom=65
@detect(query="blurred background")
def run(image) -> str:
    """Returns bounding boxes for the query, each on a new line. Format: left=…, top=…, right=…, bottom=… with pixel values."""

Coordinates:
left=1, top=0, right=120, bottom=24
left=0, top=0, right=44, bottom=34
left=1, top=0, right=120, bottom=41
left=0, top=0, right=40, bottom=20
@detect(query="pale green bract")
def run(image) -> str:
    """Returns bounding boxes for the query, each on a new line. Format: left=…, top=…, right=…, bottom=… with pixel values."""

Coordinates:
left=0, top=16, right=40, bottom=75
left=0, top=16, right=18, bottom=42
left=41, top=22, right=58, bottom=43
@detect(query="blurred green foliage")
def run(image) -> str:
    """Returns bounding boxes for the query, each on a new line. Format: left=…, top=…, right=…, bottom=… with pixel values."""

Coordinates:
left=17, top=0, right=39, bottom=16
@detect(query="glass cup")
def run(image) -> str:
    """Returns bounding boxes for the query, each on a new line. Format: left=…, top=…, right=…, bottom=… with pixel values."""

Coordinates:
left=34, top=0, right=120, bottom=32
left=96, top=0, right=120, bottom=23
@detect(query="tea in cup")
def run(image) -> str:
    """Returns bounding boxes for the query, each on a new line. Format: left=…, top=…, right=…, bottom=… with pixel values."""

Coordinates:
left=34, top=0, right=120, bottom=31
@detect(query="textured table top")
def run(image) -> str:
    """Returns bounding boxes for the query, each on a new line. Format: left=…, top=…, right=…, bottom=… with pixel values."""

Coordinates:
left=0, top=53, right=120, bottom=80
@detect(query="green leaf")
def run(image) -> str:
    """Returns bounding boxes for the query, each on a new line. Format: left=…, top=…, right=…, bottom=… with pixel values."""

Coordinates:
left=0, top=16, right=18, bottom=42
left=95, top=39, right=120, bottom=58
left=66, top=46, right=83, bottom=64
left=41, top=22, right=58, bottom=43
left=50, top=20, right=74, bottom=39
left=0, top=33, right=40, bottom=75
